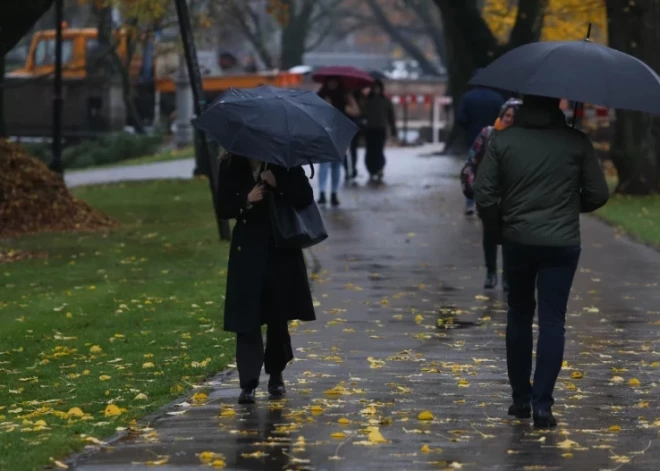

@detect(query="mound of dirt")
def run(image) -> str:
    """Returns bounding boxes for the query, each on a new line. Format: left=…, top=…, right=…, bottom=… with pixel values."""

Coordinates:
left=0, top=140, right=117, bottom=237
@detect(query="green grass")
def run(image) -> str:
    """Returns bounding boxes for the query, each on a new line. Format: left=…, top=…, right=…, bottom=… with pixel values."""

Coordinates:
left=67, top=146, right=195, bottom=172
left=0, top=179, right=232, bottom=471
left=598, top=194, right=660, bottom=247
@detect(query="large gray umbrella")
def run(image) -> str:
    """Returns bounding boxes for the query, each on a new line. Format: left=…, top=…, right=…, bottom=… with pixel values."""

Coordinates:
left=469, top=39, right=660, bottom=115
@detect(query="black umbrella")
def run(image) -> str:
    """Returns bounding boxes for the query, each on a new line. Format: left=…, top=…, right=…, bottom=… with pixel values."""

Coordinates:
left=192, top=86, right=358, bottom=168
left=469, top=35, right=660, bottom=115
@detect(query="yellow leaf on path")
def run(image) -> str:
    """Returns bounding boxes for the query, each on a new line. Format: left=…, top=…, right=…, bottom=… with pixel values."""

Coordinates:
left=67, top=407, right=84, bottom=418
left=331, top=432, right=346, bottom=438
left=367, top=357, right=386, bottom=369
left=415, top=314, right=424, bottom=324
left=418, top=410, right=434, bottom=421
left=611, top=376, right=625, bottom=383
left=571, top=371, right=584, bottom=379
left=407, top=232, right=417, bottom=237
left=99, top=375, right=111, bottom=381
left=338, top=418, right=351, bottom=424
left=50, top=459, right=69, bottom=469
left=220, top=409, right=235, bottom=417
left=557, top=438, right=580, bottom=449
left=475, top=295, right=489, bottom=301
left=458, top=379, right=470, bottom=388
left=104, top=404, right=122, bottom=417
left=89, top=345, right=103, bottom=354
left=192, top=392, right=208, bottom=404
left=608, top=425, right=622, bottom=432
left=145, top=456, right=169, bottom=466
left=199, top=452, right=225, bottom=465
left=310, top=405, right=324, bottom=413
left=380, top=299, right=389, bottom=305
left=211, top=459, right=226, bottom=468
left=241, top=451, right=268, bottom=458
left=142, top=362, right=155, bottom=369
left=629, top=378, right=641, bottom=386
left=367, top=427, right=388, bottom=443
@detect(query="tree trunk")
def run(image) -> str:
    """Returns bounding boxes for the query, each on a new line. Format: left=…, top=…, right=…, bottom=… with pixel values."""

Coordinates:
left=0, top=53, right=6, bottom=138
left=606, top=0, right=659, bottom=194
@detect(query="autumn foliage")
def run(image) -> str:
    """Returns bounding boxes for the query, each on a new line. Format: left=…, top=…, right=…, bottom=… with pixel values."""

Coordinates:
left=0, top=140, right=117, bottom=237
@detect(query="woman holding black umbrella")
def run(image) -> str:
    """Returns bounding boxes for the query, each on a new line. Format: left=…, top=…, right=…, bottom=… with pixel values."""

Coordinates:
left=215, top=151, right=316, bottom=404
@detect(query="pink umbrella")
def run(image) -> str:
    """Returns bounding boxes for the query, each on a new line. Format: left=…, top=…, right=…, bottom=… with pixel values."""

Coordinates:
left=312, top=66, right=375, bottom=89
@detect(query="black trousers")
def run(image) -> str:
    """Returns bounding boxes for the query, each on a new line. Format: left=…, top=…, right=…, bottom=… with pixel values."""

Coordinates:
left=503, top=243, right=581, bottom=411
left=345, top=130, right=361, bottom=176
left=365, top=127, right=387, bottom=176
left=482, top=223, right=505, bottom=277
left=236, top=322, right=293, bottom=390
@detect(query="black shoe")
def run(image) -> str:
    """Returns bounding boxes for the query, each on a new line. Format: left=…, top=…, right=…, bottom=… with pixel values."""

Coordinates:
left=318, top=192, right=327, bottom=205
left=238, top=388, right=256, bottom=405
left=268, top=373, right=286, bottom=398
left=533, top=409, right=557, bottom=428
left=484, top=272, right=497, bottom=289
left=331, top=193, right=340, bottom=206
left=465, top=208, right=475, bottom=216
left=502, top=277, right=509, bottom=292
left=507, top=403, right=531, bottom=419
left=351, top=169, right=358, bottom=179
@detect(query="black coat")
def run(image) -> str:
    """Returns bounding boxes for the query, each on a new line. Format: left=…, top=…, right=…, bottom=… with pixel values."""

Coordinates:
left=217, top=157, right=316, bottom=333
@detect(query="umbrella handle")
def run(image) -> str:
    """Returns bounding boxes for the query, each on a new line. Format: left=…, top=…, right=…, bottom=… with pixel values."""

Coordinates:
left=309, top=162, right=315, bottom=179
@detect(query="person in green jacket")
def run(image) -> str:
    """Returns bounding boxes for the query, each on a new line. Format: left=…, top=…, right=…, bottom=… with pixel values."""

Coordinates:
left=473, top=94, right=609, bottom=428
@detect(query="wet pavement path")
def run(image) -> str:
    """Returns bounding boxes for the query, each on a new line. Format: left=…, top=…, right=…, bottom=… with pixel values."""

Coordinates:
left=73, top=150, right=660, bottom=470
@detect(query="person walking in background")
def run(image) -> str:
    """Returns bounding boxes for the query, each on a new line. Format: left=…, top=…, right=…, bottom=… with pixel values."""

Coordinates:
left=363, top=79, right=397, bottom=183
left=461, top=99, right=520, bottom=290
left=317, top=77, right=361, bottom=206
left=473, top=95, right=609, bottom=428
left=216, top=151, right=317, bottom=405
left=346, top=89, right=368, bottom=182
left=443, top=73, right=504, bottom=215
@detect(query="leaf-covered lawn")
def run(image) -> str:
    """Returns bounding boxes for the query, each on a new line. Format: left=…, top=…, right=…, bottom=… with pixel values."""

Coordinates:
left=597, top=194, right=660, bottom=248
left=0, top=179, right=232, bottom=471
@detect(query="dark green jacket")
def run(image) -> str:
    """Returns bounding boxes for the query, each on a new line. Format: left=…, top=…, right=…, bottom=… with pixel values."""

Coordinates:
left=473, top=105, right=609, bottom=247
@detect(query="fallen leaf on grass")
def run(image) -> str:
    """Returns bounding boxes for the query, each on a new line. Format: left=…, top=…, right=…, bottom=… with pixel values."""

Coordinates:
left=104, top=404, right=123, bottom=417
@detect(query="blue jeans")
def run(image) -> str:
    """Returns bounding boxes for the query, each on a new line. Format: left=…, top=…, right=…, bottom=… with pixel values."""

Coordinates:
left=503, top=243, right=581, bottom=411
left=318, top=161, right=341, bottom=194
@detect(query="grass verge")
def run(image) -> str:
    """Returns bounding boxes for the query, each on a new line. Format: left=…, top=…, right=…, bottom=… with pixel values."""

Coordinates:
left=67, top=146, right=195, bottom=172
left=0, top=179, right=231, bottom=471
left=597, top=194, right=660, bottom=248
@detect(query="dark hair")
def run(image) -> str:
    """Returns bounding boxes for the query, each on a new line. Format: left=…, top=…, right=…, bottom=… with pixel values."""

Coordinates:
left=369, top=79, right=385, bottom=96
left=318, top=76, right=346, bottom=110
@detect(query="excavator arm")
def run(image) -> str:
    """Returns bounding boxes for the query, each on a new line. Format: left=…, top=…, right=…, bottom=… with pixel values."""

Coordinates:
left=1, top=0, right=55, bottom=56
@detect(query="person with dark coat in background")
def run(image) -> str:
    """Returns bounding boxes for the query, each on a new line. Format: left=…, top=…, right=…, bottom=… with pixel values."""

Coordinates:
left=347, top=89, right=368, bottom=181
left=443, top=74, right=504, bottom=215
left=363, top=79, right=397, bottom=183
left=473, top=94, right=609, bottom=428
left=317, top=77, right=360, bottom=205
left=216, top=151, right=316, bottom=405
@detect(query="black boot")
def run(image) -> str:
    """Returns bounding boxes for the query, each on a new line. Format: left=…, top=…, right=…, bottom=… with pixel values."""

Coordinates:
left=318, top=192, right=327, bottom=205
left=268, top=373, right=286, bottom=398
left=484, top=272, right=497, bottom=289
left=533, top=409, right=557, bottom=428
left=238, top=388, right=256, bottom=405
left=331, top=193, right=340, bottom=207
left=507, top=403, right=531, bottom=419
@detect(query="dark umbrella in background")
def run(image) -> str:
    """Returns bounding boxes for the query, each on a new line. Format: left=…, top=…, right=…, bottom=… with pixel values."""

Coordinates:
left=312, top=66, right=375, bottom=89
left=192, top=86, right=359, bottom=169
left=470, top=25, right=660, bottom=119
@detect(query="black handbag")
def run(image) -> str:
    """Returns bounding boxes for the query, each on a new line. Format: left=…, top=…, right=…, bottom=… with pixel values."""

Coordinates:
left=268, top=195, right=328, bottom=249
left=264, top=164, right=327, bottom=249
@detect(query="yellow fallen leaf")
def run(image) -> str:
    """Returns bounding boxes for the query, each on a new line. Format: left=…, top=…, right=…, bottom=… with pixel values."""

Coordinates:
left=192, top=392, right=208, bottom=404
left=99, top=375, right=111, bottom=382
left=457, top=379, right=470, bottom=388
left=67, top=407, right=84, bottom=418
left=220, top=409, right=236, bottom=417
left=611, top=376, right=625, bottom=384
left=608, top=425, right=622, bottom=432
left=198, top=451, right=225, bottom=465
left=89, top=345, right=103, bottom=354
left=50, top=458, right=69, bottom=469
left=310, top=405, right=324, bottom=413
left=145, top=456, right=169, bottom=466
left=142, top=362, right=155, bottom=369
left=367, top=427, right=388, bottom=443
left=418, top=410, right=434, bottom=421
left=134, top=393, right=148, bottom=401
left=338, top=417, right=351, bottom=424
left=331, top=432, right=346, bottom=439
left=629, top=378, right=641, bottom=387
left=84, top=436, right=107, bottom=446
left=211, top=459, right=226, bottom=468
left=104, top=404, right=122, bottom=417
left=241, top=451, right=268, bottom=458
left=557, top=438, right=580, bottom=449
left=571, top=371, right=584, bottom=379
left=415, top=314, right=424, bottom=324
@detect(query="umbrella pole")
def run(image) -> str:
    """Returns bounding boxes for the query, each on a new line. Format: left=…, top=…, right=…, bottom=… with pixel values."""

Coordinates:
left=571, top=24, right=592, bottom=128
